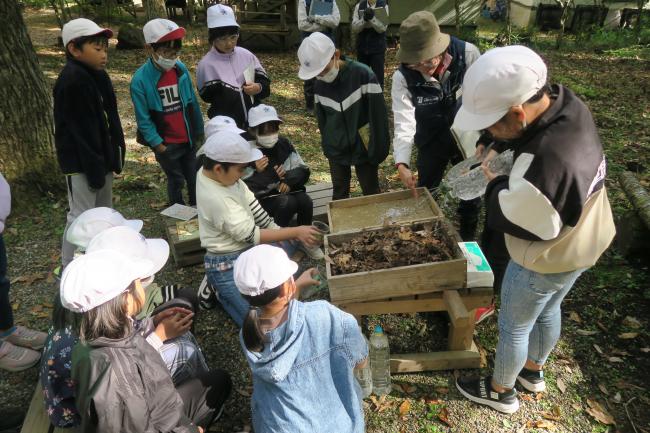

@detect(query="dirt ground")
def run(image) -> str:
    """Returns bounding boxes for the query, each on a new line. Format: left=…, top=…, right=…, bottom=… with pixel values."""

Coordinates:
left=1, top=8, right=649, bottom=433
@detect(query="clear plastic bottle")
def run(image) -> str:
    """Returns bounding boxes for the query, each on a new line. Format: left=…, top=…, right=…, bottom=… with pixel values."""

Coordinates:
left=369, top=325, right=391, bottom=395
left=354, top=331, right=373, bottom=398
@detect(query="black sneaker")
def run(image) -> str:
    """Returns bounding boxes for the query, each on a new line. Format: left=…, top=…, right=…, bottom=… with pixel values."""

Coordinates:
left=456, top=376, right=520, bottom=414
left=198, top=275, right=217, bottom=310
left=516, top=368, right=546, bottom=393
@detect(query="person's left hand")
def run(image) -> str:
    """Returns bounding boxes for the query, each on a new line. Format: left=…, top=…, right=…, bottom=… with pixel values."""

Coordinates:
left=295, top=268, right=319, bottom=290
left=274, top=165, right=286, bottom=179
left=278, top=182, right=290, bottom=193
left=243, top=83, right=262, bottom=96
left=153, top=307, right=193, bottom=327
left=481, top=164, right=497, bottom=181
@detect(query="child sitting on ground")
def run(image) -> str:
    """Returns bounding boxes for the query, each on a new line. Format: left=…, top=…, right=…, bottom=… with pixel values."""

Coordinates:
left=196, top=131, right=322, bottom=327
left=63, top=249, right=230, bottom=432
left=196, top=4, right=270, bottom=128
left=235, top=245, right=368, bottom=433
left=131, top=18, right=204, bottom=207
left=244, top=104, right=313, bottom=227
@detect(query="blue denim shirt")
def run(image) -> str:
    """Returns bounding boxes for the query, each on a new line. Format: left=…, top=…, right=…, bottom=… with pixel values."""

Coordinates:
left=240, top=300, right=367, bottom=433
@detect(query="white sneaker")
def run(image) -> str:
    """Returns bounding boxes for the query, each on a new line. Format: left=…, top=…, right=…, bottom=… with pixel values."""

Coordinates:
left=0, top=341, right=41, bottom=372
left=300, top=243, right=324, bottom=260
left=1, top=325, right=47, bottom=350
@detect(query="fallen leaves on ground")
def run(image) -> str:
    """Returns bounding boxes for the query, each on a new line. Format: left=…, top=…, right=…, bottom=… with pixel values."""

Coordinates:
left=557, top=378, right=567, bottom=393
left=398, top=399, right=411, bottom=419
left=576, top=329, right=599, bottom=336
left=542, top=405, right=562, bottom=421
left=10, top=272, right=46, bottom=285
left=369, top=395, right=394, bottom=413
left=618, top=332, right=639, bottom=339
left=568, top=311, right=582, bottom=323
left=526, top=419, right=557, bottom=430
left=622, top=316, right=642, bottom=329
left=437, top=406, right=452, bottom=427
left=585, top=398, right=616, bottom=425
left=598, top=383, right=610, bottom=395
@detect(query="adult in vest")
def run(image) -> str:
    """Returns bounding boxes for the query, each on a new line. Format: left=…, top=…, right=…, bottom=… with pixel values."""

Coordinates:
left=351, top=0, right=388, bottom=89
left=391, top=11, right=481, bottom=240
left=297, top=0, right=340, bottom=112
left=453, top=46, right=615, bottom=414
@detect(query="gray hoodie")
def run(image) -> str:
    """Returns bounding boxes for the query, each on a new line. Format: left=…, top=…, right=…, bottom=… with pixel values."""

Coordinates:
left=0, top=173, right=10, bottom=234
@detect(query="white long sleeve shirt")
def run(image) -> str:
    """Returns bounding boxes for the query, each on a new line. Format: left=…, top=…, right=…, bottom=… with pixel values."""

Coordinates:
left=298, top=0, right=340, bottom=33
left=391, top=42, right=481, bottom=166
left=351, top=2, right=388, bottom=35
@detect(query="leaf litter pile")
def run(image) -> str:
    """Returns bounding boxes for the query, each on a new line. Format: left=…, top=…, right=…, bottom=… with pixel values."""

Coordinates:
left=328, top=222, right=455, bottom=276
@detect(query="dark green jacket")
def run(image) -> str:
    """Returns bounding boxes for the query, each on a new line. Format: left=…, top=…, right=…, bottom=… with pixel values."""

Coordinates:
left=314, top=58, right=389, bottom=165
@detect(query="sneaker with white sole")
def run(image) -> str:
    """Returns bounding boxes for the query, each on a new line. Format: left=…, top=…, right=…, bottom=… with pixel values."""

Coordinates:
left=516, top=368, right=546, bottom=393
left=1, top=325, right=47, bottom=350
left=456, top=375, right=520, bottom=414
left=0, top=341, right=41, bottom=372
left=299, top=243, right=324, bottom=260
left=475, top=304, right=496, bottom=324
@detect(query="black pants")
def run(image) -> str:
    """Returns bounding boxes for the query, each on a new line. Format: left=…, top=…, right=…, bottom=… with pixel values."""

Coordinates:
left=261, top=191, right=313, bottom=227
left=357, top=51, right=385, bottom=89
left=329, top=160, right=380, bottom=200
left=176, top=369, right=232, bottom=429
left=304, top=78, right=315, bottom=109
left=417, top=134, right=481, bottom=241
left=0, top=235, right=12, bottom=331
left=154, top=143, right=197, bottom=206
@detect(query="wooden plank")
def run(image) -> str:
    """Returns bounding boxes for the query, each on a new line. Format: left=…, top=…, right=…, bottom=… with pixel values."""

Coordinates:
left=337, top=287, right=493, bottom=316
left=443, top=290, right=470, bottom=327
left=20, top=382, right=71, bottom=433
left=390, top=343, right=481, bottom=373
left=306, top=182, right=334, bottom=194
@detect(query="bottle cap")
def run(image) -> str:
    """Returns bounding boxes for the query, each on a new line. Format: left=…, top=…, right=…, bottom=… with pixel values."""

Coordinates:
left=374, top=325, right=383, bottom=334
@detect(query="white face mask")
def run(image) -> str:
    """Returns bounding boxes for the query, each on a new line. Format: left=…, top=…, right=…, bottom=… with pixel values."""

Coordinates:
left=317, top=63, right=339, bottom=83
left=257, top=133, right=279, bottom=148
left=154, top=54, right=178, bottom=71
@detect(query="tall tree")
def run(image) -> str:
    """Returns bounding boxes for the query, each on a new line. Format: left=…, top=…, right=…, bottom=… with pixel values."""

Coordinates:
left=144, top=0, right=167, bottom=20
left=0, top=0, right=59, bottom=191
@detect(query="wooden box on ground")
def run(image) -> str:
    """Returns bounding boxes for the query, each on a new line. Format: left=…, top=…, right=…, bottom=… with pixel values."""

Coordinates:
left=164, top=219, right=205, bottom=267
left=325, top=219, right=466, bottom=304
left=327, top=188, right=443, bottom=233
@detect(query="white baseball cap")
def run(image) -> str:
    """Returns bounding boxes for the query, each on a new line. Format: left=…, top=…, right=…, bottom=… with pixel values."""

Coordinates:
left=62, top=18, right=113, bottom=47
left=60, top=249, right=154, bottom=313
left=67, top=207, right=143, bottom=249
left=234, top=245, right=298, bottom=296
left=143, top=18, right=186, bottom=44
left=207, top=4, right=239, bottom=29
left=453, top=45, right=548, bottom=131
left=205, top=115, right=245, bottom=137
left=86, top=226, right=170, bottom=276
left=199, top=131, right=262, bottom=163
left=297, top=32, right=335, bottom=80
left=248, top=104, right=283, bottom=128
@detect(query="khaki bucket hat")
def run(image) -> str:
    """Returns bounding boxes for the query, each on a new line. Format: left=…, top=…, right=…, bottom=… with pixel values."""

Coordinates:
left=397, top=11, right=451, bottom=64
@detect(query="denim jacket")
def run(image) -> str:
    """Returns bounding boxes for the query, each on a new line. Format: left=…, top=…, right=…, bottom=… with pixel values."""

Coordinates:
left=240, top=300, right=367, bottom=433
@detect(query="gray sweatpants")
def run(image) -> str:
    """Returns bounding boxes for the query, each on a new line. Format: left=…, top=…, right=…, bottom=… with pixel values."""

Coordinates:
left=61, top=173, right=113, bottom=267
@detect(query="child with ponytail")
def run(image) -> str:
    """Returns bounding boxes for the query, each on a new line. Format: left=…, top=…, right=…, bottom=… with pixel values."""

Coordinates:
left=234, top=245, right=368, bottom=433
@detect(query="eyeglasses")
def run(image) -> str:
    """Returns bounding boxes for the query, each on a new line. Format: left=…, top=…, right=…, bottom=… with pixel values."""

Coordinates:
left=406, top=56, right=442, bottom=71
left=215, top=33, right=239, bottom=43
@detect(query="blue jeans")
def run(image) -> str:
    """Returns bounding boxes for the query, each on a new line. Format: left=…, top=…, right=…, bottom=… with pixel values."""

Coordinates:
left=0, top=235, right=12, bottom=330
left=205, top=242, right=299, bottom=327
left=493, top=261, right=585, bottom=388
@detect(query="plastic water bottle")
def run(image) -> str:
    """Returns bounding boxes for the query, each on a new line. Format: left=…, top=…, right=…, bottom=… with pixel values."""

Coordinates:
left=354, top=332, right=373, bottom=398
left=369, top=325, right=391, bottom=395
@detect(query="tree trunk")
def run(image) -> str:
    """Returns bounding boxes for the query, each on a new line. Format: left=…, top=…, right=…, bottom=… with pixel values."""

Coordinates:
left=0, top=0, right=59, bottom=192
left=619, top=171, right=650, bottom=231
left=454, top=0, right=462, bottom=32
left=144, top=0, right=166, bottom=20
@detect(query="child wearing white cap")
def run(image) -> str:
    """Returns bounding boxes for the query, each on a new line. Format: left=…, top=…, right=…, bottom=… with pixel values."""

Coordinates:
left=55, top=18, right=125, bottom=268
left=131, top=18, right=204, bottom=207
left=197, top=4, right=270, bottom=128
left=234, top=245, right=367, bottom=433
left=244, top=104, right=314, bottom=228
left=63, top=249, right=230, bottom=432
left=196, top=131, right=320, bottom=326
left=297, top=32, right=390, bottom=200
